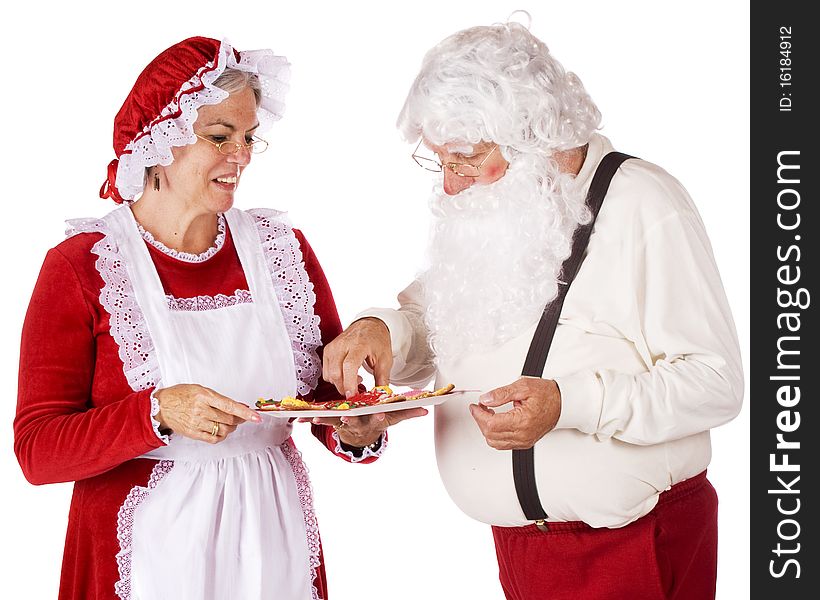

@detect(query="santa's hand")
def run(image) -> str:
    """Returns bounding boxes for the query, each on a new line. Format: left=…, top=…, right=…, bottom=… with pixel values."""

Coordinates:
left=469, top=378, right=561, bottom=450
left=322, top=317, right=393, bottom=398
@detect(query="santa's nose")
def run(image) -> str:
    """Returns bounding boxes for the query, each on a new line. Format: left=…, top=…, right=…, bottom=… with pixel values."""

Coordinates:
left=443, top=168, right=474, bottom=195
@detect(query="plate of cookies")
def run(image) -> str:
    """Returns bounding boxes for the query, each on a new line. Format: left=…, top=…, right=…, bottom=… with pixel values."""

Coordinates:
left=255, top=384, right=464, bottom=418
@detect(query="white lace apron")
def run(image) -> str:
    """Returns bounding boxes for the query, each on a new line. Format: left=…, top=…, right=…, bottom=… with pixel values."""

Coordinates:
left=101, top=206, right=318, bottom=600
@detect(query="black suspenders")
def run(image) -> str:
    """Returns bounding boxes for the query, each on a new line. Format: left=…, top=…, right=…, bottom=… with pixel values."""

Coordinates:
left=512, top=152, right=635, bottom=529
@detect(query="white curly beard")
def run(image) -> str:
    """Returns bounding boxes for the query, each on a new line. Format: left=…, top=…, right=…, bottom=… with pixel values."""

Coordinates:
left=419, top=152, right=590, bottom=365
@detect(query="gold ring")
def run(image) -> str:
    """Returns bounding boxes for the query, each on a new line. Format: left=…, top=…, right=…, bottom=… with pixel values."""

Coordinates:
left=210, top=421, right=219, bottom=437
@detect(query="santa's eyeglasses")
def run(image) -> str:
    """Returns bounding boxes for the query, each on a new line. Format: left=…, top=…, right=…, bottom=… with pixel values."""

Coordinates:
left=411, top=139, right=498, bottom=177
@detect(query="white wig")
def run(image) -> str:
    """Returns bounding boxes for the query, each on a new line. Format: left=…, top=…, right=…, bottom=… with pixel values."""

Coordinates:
left=397, top=21, right=601, bottom=152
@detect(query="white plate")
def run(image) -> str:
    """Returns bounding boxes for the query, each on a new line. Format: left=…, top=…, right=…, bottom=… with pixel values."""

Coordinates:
left=256, top=391, right=474, bottom=418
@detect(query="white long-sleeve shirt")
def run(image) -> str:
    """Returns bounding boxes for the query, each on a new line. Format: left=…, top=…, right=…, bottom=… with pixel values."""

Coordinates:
left=359, top=133, right=743, bottom=528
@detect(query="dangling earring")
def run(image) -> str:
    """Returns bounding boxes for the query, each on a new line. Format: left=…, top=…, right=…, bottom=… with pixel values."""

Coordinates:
left=153, top=172, right=161, bottom=191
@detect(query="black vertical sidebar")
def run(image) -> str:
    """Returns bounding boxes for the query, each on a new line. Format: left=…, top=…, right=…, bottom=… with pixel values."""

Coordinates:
left=751, top=4, right=816, bottom=599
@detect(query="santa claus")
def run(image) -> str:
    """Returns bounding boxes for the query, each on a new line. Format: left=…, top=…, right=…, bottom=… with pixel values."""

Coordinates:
left=323, top=18, right=743, bottom=600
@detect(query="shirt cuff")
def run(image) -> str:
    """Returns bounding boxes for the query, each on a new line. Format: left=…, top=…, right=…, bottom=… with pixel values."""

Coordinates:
left=354, top=308, right=411, bottom=359
left=149, top=389, right=171, bottom=445
left=331, top=430, right=387, bottom=463
left=553, top=371, right=604, bottom=435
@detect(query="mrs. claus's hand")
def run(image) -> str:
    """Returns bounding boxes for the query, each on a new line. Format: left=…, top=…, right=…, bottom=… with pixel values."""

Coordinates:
left=469, top=378, right=562, bottom=450
left=308, top=407, right=428, bottom=448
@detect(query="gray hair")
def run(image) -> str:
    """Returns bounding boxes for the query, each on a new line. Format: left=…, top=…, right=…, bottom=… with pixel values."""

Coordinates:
left=213, top=68, right=262, bottom=105
left=398, top=22, right=601, bottom=154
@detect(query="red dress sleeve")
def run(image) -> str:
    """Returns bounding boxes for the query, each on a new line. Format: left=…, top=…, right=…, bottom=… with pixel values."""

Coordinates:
left=14, top=244, right=164, bottom=485
left=294, top=229, right=382, bottom=464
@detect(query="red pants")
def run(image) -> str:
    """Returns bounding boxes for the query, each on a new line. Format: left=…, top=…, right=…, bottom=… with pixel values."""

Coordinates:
left=492, top=471, right=718, bottom=600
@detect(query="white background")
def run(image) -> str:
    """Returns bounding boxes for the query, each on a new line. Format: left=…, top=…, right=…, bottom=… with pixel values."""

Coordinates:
left=0, top=1, right=749, bottom=598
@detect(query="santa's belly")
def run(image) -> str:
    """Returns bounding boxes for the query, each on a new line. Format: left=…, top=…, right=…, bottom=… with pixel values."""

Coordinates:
left=434, top=393, right=710, bottom=527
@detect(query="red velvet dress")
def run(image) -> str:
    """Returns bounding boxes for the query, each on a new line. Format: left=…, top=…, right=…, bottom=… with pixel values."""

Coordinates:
left=15, top=219, right=370, bottom=599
